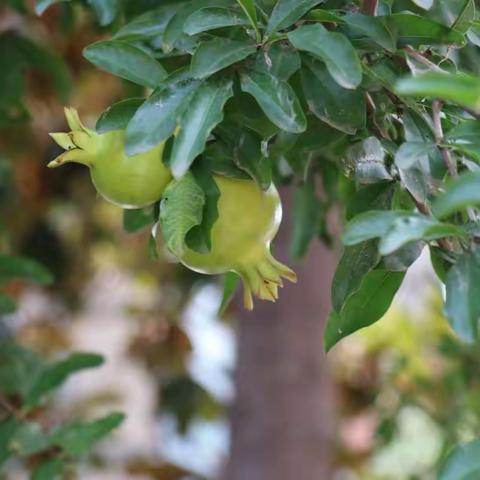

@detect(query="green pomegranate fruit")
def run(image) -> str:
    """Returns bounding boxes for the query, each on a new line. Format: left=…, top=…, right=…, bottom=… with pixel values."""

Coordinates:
left=48, top=107, right=171, bottom=209
left=178, top=175, right=296, bottom=310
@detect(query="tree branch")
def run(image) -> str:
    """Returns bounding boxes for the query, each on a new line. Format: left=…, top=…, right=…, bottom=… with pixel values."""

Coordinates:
left=361, top=0, right=378, bottom=15
left=432, top=100, right=458, bottom=177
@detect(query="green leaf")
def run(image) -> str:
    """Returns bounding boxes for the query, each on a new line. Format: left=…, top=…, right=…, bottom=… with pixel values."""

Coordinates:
left=395, top=72, right=480, bottom=110
left=288, top=24, right=362, bottom=89
left=0, top=417, right=19, bottom=466
left=83, top=40, right=167, bottom=89
left=266, top=0, right=325, bottom=35
left=439, top=438, right=480, bottom=480
left=289, top=180, right=323, bottom=259
left=254, top=43, right=301, bottom=80
left=344, top=137, right=392, bottom=184
left=331, top=241, right=380, bottom=312
left=123, top=206, right=156, bottom=233
left=191, top=38, right=256, bottom=79
left=0, top=254, right=53, bottom=286
left=10, top=422, right=51, bottom=455
left=32, top=459, right=65, bottom=480
left=24, top=353, right=104, bottom=408
left=342, top=210, right=401, bottom=246
left=385, top=13, right=465, bottom=46
left=452, top=0, right=475, bottom=34
left=394, top=141, right=438, bottom=169
left=51, top=412, right=125, bottom=456
left=378, top=215, right=462, bottom=255
left=235, top=0, right=259, bottom=41
left=433, top=171, right=480, bottom=219
left=35, top=0, right=69, bottom=15
left=159, top=172, right=205, bottom=257
left=184, top=7, right=250, bottom=35
left=87, top=0, right=118, bottom=26
left=0, top=293, right=16, bottom=314
left=170, top=78, right=234, bottom=178
left=96, top=98, right=143, bottom=134
left=125, top=69, right=200, bottom=156
left=445, top=248, right=480, bottom=342
left=301, top=56, right=366, bottom=134
left=186, top=165, right=220, bottom=253
left=325, top=270, right=404, bottom=351
left=219, top=272, right=241, bottom=315
left=343, top=12, right=396, bottom=52
left=445, top=120, right=480, bottom=161
left=240, top=70, right=306, bottom=133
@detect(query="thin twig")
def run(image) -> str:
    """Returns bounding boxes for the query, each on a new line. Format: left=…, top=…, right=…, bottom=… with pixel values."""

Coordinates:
left=403, top=46, right=444, bottom=72
left=432, top=100, right=458, bottom=177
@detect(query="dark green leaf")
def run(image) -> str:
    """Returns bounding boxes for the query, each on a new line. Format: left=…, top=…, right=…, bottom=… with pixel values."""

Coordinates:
left=451, top=0, right=475, bottom=34
left=184, top=7, right=249, bottom=35
left=445, top=248, right=480, bottom=342
left=385, top=13, right=465, bottom=46
left=170, top=78, right=234, bottom=178
left=0, top=254, right=53, bottom=286
left=433, top=171, right=480, bottom=218
left=343, top=12, right=396, bottom=52
left=302, top=56, right=365, bottom=134
left=159, top=172, right=205, bottom=257
left=123, top=206, right=156, bottom=233
left=96, top=98, right=144, bottom=134
left=394, top=141, right=438, bottom=169
left=125, top=70, right=200, bottom=156
left=289, top=180, right=322, bottom=259
left=288, top=24, right=362, bottom=89
left=32, top=459, right=65, bottom=480
left=52, top=412, right=125, bottom=456
left=187, top=165, right=220, bottom=253
left=10, top=422, right=51, bottom=455
left=235, top=0, right=258, bottom=35
left=191, top=38, right=256, bottom=79
left=25, top=353, right=104, bottom=408
left=266, top=0, right=326, bottom=35
left=240, top=70, right=306, bottom=133
left=254, top=43, right=301, bottom=80
left=83, top=40, right=167, bottom=89
left=325, top=270, right=404, bottom=351
left=219, top=272, right=241, bottom=315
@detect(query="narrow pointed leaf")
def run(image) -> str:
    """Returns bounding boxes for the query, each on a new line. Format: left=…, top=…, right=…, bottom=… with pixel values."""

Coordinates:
left=240, top=70, right=306, bottom=133
left=170, top=78, right=234, bottom=178
left=83, top=40, right=166, bottom=88
left=288, top=24, right=362, bottom=89
left=191, top=38, right=256, bottom=79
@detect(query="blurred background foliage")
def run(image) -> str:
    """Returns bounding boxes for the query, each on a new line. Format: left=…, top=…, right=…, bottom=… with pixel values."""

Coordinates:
left=1, top=1, right=480, bottom=479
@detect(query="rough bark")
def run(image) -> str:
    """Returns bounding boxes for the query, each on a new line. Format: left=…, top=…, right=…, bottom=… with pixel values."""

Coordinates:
left=226, top=188, right=336, bottom=480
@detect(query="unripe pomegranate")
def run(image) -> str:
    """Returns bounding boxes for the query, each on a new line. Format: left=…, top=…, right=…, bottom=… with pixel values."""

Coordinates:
left=48, top=107, right=171, bottom=209
left=175, top=175, right=296, bottom=309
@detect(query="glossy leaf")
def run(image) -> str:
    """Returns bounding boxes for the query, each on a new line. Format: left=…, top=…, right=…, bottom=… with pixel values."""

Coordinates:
left=96, top=98, right=143, bottom=133
left=288, top=24, right=362, bottom=89
left=184, top=7, right=249, bottom=35
left=433, top=171, right=480, bottom=219
left=445, top=248, right=480, bottom=342
left=235, top=0, right=260, bottom=41
left=254, top=43, right=301, bottom=80
left=325, top=270, right=405, bottom=351
left=452, top=0, right=476, bottom=34
left=394, top=141, right=437, bottom=169
left=191, top=38, right=256, bottom=79
left=123, top=206, right=156, bottom=233
left=0, top=254, right=53, bottom=286
left=159, top=172, right=205, bottom=257
left=83, top=40, right=167, bottom=88
left=170, top=78, right=234, bottom=178
left=266, top=0, right=326, bottom=35
left=240, top=70, right=306, bottom=133
left=87, top=0, right=118, bottom=26
left=302, top=56, right=365, bottom=134
left=125, top=70, right=200, bottom=156
left=395, top=72, right=480, bottom=110
left=343, top=12, right=396, bottom=52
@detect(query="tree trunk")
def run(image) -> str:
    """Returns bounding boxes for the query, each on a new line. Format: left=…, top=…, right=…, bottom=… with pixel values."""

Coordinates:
left=226, top=188, right=336, bottom=480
